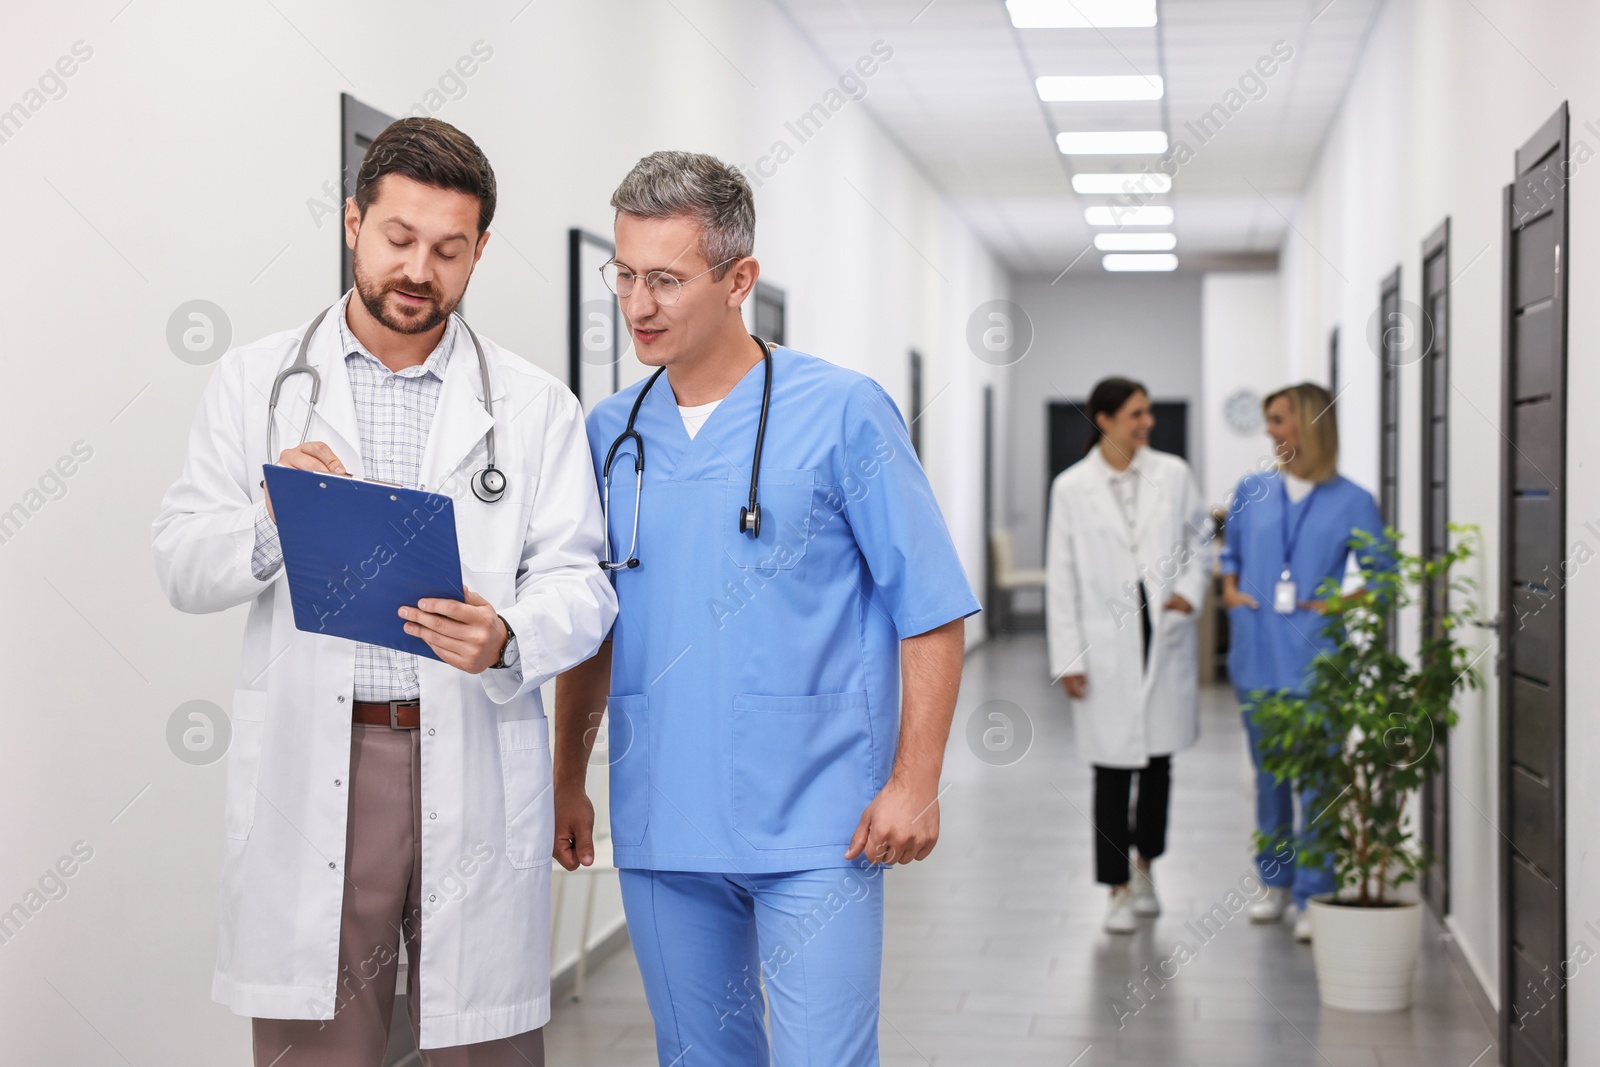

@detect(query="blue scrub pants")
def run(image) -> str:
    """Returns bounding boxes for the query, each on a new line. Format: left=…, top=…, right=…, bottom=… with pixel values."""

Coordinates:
left=619, top=866, right=885, bottom=1067
left=1238, top=693, right=1336, bottom=909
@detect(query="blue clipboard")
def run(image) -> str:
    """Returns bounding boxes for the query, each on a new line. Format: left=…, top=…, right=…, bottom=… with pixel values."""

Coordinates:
left=263, top=464, right=465, bottom=660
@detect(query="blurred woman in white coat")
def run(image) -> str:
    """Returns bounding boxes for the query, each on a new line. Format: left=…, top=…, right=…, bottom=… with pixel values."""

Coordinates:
left=1046, top=378, right=1211, bottom=934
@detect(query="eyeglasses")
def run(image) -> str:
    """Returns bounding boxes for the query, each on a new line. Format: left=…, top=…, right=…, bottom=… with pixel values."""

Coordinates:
left=599, top=257, right=737, bottom=306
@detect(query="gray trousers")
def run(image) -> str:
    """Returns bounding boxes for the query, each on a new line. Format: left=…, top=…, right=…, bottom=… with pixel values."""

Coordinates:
left=252, top=724, right=545, bottom=1067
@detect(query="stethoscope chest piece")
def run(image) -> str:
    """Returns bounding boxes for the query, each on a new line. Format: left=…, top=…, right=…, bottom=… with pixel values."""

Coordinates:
left=472, top=465, right=507, bottom=503
left=739, top=503, right=762, bottom=537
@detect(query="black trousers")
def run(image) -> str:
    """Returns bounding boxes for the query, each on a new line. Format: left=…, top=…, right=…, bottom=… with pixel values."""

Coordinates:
left=1092, top=756, right=1172, bottom=885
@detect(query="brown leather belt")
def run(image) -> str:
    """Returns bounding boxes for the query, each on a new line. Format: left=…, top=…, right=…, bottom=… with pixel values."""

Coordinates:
left=352, top=700, right=421, bottom=729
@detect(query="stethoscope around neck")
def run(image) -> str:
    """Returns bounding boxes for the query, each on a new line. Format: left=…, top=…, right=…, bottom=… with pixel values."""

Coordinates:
left=266, top=304, right=508, bottom=504
left=601, top=334, right=773, bottom=571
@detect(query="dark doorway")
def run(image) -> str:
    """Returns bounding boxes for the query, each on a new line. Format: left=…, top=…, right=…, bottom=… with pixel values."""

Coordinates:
left=340, top=94, right=394, bottom=296
left=1500, top=101, right=1569, bottom=1067
left=752, top=281, right=786, bottom=346
left=1047, top=399, right=1188, bottom=493
left=1420, top=219, right=1452, bottom=921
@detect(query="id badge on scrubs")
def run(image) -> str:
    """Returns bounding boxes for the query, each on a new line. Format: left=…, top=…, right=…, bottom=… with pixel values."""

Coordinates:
left=1274, top=572, right=1297, bottom=614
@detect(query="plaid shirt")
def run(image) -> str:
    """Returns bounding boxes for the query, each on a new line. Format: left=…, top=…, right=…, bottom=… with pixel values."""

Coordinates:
left=252, top=301, right=455, bottom=701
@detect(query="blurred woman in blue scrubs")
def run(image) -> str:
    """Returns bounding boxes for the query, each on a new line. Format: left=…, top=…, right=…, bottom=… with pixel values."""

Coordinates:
left=1219, top=383, right=1384, bottom=943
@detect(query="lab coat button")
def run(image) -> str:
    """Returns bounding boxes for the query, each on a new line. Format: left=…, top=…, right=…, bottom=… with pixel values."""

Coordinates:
left=427, top=728, right=435, bottom=736
left=327, top=862, right=336, bottom=870
left=337, top=695, right=346, bottom=704
left=429, top=812, right=437, bottom=820
left=334, top=779, right=342, bottom=787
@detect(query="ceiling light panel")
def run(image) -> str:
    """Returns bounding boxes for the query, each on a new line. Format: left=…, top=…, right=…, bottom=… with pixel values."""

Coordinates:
left=1085, top=206, right=1174, bottom=226
left=1037, top=75, right=1163, bottom=101
left=1056, top=131, right=1168, bottom=155
left=1094, top=232, right=1177, bottom=251
left=1007, top=0, right=1158, bottom=29
left=1103, top=253, right=1179, bottom=271
left=1071, top=172, right=1172, bottom=195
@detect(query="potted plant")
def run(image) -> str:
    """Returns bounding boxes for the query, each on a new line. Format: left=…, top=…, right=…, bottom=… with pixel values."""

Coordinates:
left=1249, top=524, right=1484, bottom=1012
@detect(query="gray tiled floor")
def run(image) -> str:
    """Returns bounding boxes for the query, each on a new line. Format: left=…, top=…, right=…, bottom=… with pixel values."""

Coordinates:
left=541, top=635, right=1499, bottom=1066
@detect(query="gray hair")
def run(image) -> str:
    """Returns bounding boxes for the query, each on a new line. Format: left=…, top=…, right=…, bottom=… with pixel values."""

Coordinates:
left=610, top=151, right=755, bottom=279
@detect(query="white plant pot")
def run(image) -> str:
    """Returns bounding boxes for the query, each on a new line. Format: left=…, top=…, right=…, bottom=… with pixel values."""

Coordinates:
left=1307, top=896, right=1422, bottom=1012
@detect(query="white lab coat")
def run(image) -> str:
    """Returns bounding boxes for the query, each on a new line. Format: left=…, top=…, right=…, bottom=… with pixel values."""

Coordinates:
left=152, top=305, right=617, bottom=1048
left=1045, top=446, right=1210, bottom=768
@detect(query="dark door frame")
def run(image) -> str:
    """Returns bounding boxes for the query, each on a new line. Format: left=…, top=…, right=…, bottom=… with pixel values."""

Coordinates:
left=1420, top=218, right=1451, bottom=920
left=1378, top=266, right=1402, bottom=535
left=909, top=350, right=925, bottom=458
left=752, top=281, right=787, bottom=346
left=1499, top=100, right=1570, bottom=1067
left=339, top=94, right=394, bottom=296
left=1329, top=326, right=1340, bottom=397
left=983, top=386, right=996, bottom=637
left=567, top=227, right=621, bottom=408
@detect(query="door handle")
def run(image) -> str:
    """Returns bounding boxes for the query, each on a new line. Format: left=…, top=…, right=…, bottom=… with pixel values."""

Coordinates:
left=1471, top=612, right=1505, bottom=633
left=1471, top=613, right=1506, bottom=676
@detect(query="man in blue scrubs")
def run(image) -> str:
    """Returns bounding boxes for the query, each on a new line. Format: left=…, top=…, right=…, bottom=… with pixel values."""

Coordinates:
left=553, top=151, right=979, bottom=1066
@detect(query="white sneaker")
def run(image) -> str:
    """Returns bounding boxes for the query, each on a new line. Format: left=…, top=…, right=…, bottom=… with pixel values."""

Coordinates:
left=1104, top=890, right=1137, bottom=934
left=1130, top=868, right=1161, bottom=918
left=1247, top=887, right=1290, bottom=923
left=1293, top=907, right=1314, bottom=943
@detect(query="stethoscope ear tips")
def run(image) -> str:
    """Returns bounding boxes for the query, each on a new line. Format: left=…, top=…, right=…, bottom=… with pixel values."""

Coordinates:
left=472, top=466, right=507, bottom=504
left=739, top=504, right=762, bottom=538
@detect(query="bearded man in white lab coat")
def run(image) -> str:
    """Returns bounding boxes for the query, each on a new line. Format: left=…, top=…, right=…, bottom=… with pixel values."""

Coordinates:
left=153, top=118, right=616, bottom=1066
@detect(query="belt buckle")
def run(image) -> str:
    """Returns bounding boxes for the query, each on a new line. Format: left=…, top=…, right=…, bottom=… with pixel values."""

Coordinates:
left=388, top=700, right=416, bottom=729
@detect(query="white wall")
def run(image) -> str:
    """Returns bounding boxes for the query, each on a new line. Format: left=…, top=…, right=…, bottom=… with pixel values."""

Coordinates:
left=1200, top=273, right=1285, bottom=506
left=1001, top=274, right=1205, bottom=568
left=0, top=3, right=1007, bottom=1063
left=1278, top=0, right=1600, bottom=1043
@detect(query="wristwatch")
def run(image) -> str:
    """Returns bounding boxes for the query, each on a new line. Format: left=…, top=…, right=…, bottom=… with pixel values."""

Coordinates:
left=491, top=615, right=519, bottom=670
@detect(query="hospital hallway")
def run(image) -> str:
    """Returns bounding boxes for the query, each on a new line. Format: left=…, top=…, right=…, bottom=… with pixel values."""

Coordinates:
left=16, top=1, right=1600, bottom=1063
left=534, top=635, right=1497, bottom=1067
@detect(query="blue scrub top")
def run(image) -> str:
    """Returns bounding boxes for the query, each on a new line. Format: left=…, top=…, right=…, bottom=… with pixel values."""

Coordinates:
left=586, top=347, right=980, bottom=873
left=1219, top=470, right=1385, bottom=697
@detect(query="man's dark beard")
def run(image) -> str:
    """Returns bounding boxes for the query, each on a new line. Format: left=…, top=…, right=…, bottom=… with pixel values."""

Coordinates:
left=352, top=254, right=463, bottom=335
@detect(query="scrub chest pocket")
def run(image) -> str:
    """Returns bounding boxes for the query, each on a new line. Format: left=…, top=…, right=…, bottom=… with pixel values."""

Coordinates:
left=724, top=469, right=818, bottom=571
left=730, top=691, right=876, bottom=850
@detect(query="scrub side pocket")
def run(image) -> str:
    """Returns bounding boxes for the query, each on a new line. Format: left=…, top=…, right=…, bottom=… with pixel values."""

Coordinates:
left=497, top=716, right=553, bottom=869
left=605, top=694, right=649, bottom=847
left=730, top=691, right=874, bottom=850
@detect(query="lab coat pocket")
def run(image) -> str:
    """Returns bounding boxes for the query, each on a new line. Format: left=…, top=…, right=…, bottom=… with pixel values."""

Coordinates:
left=225, top=689, right=269, bottom=841
left=605, top=694, right=649, bottom=847
left=497, top=717, right=553, bottom=870
left=730, top=691, right=873, bottom=850
left=458, top=473, right=538, bottom=573
left=724, top=469, right=818, bottom=571
left=1161, top=606, right=1199, bottom=655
